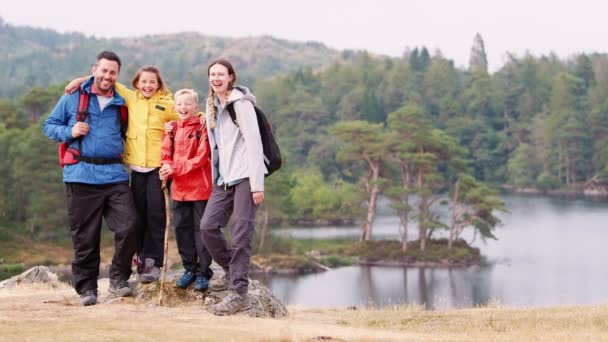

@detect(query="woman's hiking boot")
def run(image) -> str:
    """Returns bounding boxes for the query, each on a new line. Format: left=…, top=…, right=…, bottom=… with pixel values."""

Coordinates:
left=79, top=289, right=98, bottom=306
left=194, top=276, right=209, bottom=291
left=211, top=291, right=251, bottom=316
left=175, top=271, right=196, bottom=289
left=209, top=272, right=229, bottom=291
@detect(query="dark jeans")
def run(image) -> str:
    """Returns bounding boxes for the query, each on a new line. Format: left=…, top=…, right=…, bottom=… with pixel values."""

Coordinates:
left=130, top=169, right=166, bottom=267
left=65, top=182, right=136, bottom=295
left=173, top=200, right=213, bottom=279
left=200, top=179, right=257, bottom=295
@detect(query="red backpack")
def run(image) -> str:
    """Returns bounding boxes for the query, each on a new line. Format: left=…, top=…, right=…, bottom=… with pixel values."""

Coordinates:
left=58, top=90, right=128, bottom=167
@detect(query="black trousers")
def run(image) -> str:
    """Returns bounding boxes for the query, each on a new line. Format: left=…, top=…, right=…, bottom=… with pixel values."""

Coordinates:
left=200, top=179, right=257, bottom=295
left=65, top=182, right=136, bottom=295
left=130, top=169, right=166, bottom=267
left=173, top=200, right=213, bottom=279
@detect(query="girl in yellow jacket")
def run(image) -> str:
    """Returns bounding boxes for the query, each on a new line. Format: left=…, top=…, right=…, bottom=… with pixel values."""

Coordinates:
left=66, top=66, right=178, bottom=283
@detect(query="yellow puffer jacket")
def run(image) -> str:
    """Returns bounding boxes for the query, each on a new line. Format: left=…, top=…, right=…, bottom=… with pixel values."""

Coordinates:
left=115, top=83, right=178, bottom=168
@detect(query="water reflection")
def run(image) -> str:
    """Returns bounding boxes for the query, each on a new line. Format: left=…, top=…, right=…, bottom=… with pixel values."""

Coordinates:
left=258, top=193, right=608, bottom=308
left=254, top=265, right=500, bottom=309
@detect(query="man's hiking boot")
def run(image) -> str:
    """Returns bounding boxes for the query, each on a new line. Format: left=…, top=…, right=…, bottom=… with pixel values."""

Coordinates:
left=194, top=276, right=209, bottom=291
left=140, top=258, right=160, bottom=283
left=211, top=291, right=251, bottom=316
left=209, top=272, right=229, bottom=291
left=175, top=271, right=196, bottom=289
left=79, top=289, right=98, bottom=306
left=108, top=279, right=132, bottom=297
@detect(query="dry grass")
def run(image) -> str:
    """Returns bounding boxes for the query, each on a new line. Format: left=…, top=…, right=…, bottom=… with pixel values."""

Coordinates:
left=2, top=283, right=608, bottom=341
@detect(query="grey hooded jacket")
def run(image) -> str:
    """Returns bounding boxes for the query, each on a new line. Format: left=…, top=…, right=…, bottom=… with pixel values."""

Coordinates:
left=205, top=86, right=267, bottom=192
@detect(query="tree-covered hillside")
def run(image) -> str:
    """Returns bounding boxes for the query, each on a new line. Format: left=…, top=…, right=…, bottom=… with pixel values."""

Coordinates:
left=0, top=17, right=345, bottom=98
left=2, top=23, right=607, bottom=248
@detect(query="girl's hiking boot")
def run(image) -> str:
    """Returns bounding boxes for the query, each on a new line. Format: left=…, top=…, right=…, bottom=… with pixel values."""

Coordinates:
left=79, top=289, right=97, bottom=306
left=209, top=273, right=229, bottom=291
left=140, top=258, right=160, bottom=283
left=211, top=291, right=251, bottom=316
left=175, top=271, right=196, bottom=289
left=108, top=279, right=132, bottom=297
left=194, top=276, right=209, bottom=291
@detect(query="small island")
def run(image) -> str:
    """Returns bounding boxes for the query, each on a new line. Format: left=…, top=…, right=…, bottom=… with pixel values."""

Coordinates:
left=250, top=238, right=480, bottom=275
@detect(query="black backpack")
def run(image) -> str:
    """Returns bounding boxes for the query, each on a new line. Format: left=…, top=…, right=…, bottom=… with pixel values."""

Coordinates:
left=227, top=103, right=282, bottom=177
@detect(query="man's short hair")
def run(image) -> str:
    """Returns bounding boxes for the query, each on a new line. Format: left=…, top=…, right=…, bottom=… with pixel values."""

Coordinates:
left=96, top=51, right=122, bottom=70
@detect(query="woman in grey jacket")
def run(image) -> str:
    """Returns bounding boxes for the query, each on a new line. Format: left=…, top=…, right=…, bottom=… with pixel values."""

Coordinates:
left=200, top=59, right=267, bottom=315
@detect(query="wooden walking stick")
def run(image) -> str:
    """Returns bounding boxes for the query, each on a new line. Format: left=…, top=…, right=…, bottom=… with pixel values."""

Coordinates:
left=158, top=180, right=171, bottom=305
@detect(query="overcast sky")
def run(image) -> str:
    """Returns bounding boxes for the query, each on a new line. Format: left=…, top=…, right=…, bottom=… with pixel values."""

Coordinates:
left=2, top=0, right=606, bottom=71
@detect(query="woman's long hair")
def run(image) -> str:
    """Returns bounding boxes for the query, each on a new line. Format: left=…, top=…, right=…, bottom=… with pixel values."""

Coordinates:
left=207, top=59, right=236, bottom=129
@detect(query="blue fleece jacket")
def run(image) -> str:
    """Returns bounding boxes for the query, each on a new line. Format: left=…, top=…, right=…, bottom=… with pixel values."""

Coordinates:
left=42, top=77, right=129, bottom=184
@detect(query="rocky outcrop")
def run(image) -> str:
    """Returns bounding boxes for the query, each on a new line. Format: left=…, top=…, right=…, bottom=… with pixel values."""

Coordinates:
left=1, top=265, right=288, bottom=319
left=0, top=266, right=59, bottom=290
left=138, top=265, right=287, bottom=318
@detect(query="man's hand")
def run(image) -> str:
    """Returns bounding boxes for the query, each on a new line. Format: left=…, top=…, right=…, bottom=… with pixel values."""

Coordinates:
left=252, top=191, right=264, bottom=205
left=71, top=122, right=90, bottom=138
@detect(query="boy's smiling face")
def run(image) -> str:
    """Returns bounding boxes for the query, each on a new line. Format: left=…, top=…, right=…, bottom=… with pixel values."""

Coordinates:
left=174, top=94, right=199, bottom=120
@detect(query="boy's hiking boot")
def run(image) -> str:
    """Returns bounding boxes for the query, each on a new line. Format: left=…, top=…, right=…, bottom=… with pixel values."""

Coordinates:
left=175, top=271, right=196, bottom=289
left=108, top=279, right=132, bottom=297
left=140, top=258, right=160, bottom=283
left=211, top=291, right=251, bottom=316
left=79, top=289, right=98, bottom=306
left=194, top=276, right=209, bottom=291
left=209, top=272, right=229, bottom=291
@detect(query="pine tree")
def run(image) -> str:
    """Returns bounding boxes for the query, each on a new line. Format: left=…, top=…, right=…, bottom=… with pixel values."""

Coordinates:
left=469, top=33, right=489, bottom=74
left=331, top=121, right=386, bottom=241
left=449, top=174, right=504, bottom=248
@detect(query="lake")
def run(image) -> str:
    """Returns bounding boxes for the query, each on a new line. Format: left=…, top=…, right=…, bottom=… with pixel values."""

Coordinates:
left=253, top=194, right=608, bottom=309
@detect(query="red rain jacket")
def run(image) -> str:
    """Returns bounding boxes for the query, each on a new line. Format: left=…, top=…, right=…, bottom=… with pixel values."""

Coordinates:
left=161, top=116, right=212, bottom=201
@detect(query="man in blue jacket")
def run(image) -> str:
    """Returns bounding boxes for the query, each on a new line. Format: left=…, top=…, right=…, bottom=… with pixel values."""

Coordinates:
left=43, top=51, right=136, bottom=306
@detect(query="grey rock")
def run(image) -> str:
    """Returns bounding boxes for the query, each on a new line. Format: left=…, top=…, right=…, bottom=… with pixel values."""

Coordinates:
left=203, top=266, right=287, bottom=318
left=0, top=266, right=59, bottom=290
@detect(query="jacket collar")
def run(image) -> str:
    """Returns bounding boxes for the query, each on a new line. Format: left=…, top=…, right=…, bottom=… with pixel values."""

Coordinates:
left=81, top=77, right=126, bottom=106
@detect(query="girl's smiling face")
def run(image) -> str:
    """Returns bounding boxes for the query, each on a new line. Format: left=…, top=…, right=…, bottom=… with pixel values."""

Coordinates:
left=136, top=71, right=159, bottom=99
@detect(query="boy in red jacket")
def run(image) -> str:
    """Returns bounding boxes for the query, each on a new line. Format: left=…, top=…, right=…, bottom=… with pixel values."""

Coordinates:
left=159, top=89, right=213, bottom=290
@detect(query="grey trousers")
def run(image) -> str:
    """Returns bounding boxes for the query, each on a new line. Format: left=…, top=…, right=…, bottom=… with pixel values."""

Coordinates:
left=200, top=179, right=257, bottom=295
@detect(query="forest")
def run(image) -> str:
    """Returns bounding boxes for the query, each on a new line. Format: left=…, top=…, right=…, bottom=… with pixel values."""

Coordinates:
left=2, top=20, right=608, bottom=251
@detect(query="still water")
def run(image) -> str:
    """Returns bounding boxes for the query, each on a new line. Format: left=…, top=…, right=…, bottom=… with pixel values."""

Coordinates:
left=254, top=194, right=608, bottom=309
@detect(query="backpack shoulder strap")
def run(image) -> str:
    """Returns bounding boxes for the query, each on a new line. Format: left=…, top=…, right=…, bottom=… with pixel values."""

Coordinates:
left=169, top=121, right=178, bottom=156
left=75, top=90, right=91, bottom=151
left=226, top=103, right=239, bottom=127
left=76, top=90, right=90, bottom=122
left=169, top=121, right=178, bottom=140
left=119, top=106, right=128, bottom=130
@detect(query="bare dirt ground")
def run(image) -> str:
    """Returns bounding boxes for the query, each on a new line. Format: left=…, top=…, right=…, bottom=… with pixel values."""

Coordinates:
left=2, top=281, right=608, bottom=342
